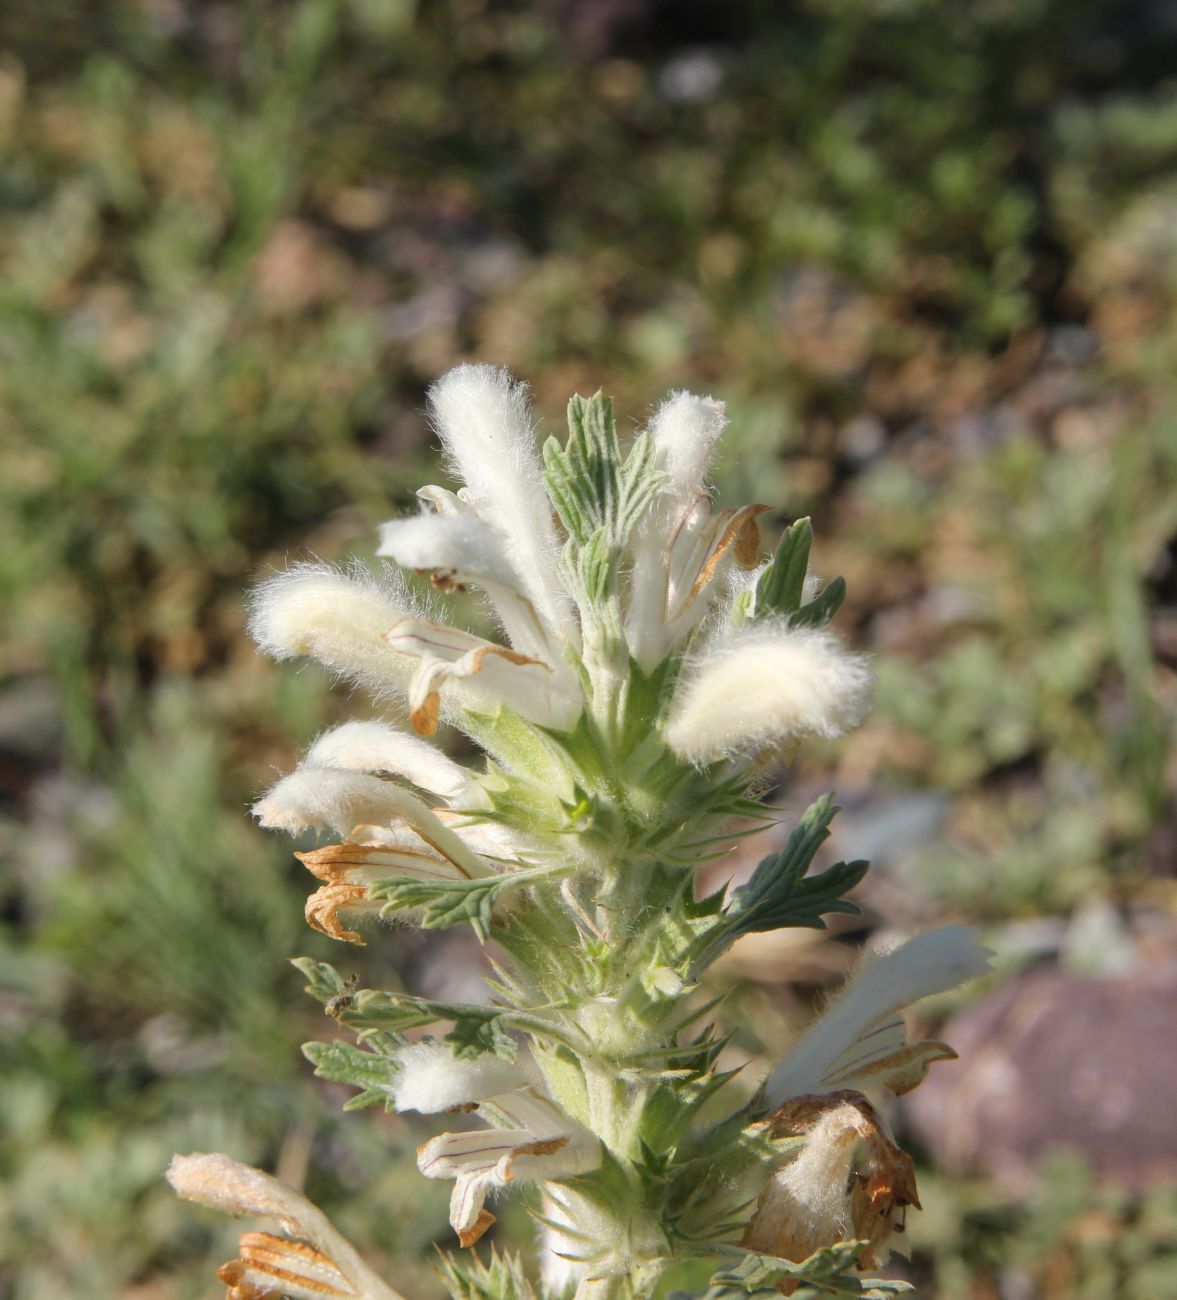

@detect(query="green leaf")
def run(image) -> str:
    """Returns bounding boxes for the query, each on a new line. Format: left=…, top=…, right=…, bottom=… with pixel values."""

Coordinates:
left=437, top=1247, right=538, bottom=1300
left=755, top=517, right=813, bottom=616
left=616, top=429, right=662, bottom=537
left=543, top=393, right=620, bottom=544
left=726, top=794, right=866, bottom=935
left=371, top=861, right=571, bottom=941
left=293, top=968, right=518, bottom=1060
left=690, top=1244, right=914, bottom=1298
left=568, top=391, right=623, bottom=531
left=445, top=1010, right=518, bottom=1059
left=543, top=437, right=590, bottom=546
left=301, top=1037, right=397, bottom=1110
left=579, top=524, right=614, bottom=604
left=374, top=875, right=502, bottom=939
left=752, top=518, right=848, bottom=629
left=297, top=969, right=581, bottom=1061
left=352, top=992, right=518, bottom=1061
left=686, top=797, right=866, bottom=973
left=790, top=575, right=847, bottom=629
left=544, top=392, right=664, bottom=555
left=291, top=956, right=350, bottom=1005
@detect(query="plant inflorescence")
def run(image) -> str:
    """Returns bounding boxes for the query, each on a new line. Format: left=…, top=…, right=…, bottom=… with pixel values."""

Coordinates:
left=168, top=366, right=988, bottom=1300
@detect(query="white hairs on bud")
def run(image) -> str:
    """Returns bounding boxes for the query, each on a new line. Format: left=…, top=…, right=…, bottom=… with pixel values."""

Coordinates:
left=664, top=623, right=872, bottom=762
left=744, top=1103, right=867, bottom=1260
left=648, top=390, right=728, bottom=505
left=168, top=1152, right=311, bottom=1226
left=378, top=507, right=563, bottom=663
left=376, top=512, right=519, bottom=589
left=428, top=365, right=573, bottom=639
left=765, top=926, right=992, bottom=1104
left=251, top=767, right=490, bottom=878
left=248, top=563, right=415, bottom=698
left=304, top=721, right=472, bottom=803
left=624, top=390, right=730, bottom=671
left=391, top=1040, right=525, bottom=1114
left=253, top=767, right=430, bottom=836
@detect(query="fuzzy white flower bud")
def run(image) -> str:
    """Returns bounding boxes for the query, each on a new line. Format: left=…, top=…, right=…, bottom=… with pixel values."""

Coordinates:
left=429, top=365, right=573, bottom=641
left=649, top=390, right=728, bottom=506
left=248, top=563, right=414, bottom=698
left=304, top=720, right=473, bottom=803
left=664, top=623, right=872, bottom=761
left=625, top=391, right=733, bottom=671
left=251, top=767, right=491, bottom=878
left=391, top=1040, right=526, bottom=1114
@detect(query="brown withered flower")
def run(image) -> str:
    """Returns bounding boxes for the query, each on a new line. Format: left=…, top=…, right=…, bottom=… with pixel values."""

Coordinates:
left=167, top=1153, right=405, bottom=1300
left=742, top=1091, right=920, bottom=1289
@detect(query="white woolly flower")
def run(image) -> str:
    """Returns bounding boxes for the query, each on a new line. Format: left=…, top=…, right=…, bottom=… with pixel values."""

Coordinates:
left=765, top=926, right=992, bottom=1104
left=384, top=616, right=582, bottom=736
left=648, top=390, right=728, bottom=506
left=390, top=1040, right=527, bottom=1114
left=664, top=622, right=872, bottom=762
left=417, top=1082, right=601, bottom=1248
left=428, top=365, right=574, bottom=641
left=625, top=392, right=750, bottom=671
left=251, top=766, right=491, bottom=880
left=392, top=1043, right=600, bottom=1250
left=248, top=563, right=415, bottom=698
left=377, top=509, right=520, bottom=591
left=376, top=496, right=563, bottom=666
left=304, top=720, right=474, bottom=803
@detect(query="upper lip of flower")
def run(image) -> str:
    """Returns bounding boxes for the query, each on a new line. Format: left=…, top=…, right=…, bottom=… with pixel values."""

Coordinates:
left=765, top=926, right=992, bottom=1103
left=425, top=364, right=576, bottom=643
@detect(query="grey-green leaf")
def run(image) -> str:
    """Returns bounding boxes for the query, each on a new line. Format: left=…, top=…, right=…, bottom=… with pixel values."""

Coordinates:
left=683, top=1243, right=914, bottom=1298
left=791, top=575, right=847, bottom=629
left=755, top=517, right=813, bottom=616
left=301, top=1038, right=397, bottom=1109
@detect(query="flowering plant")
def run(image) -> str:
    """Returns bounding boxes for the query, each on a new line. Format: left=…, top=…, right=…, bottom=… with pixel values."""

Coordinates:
left=169, top=367, right=988, bottom=1299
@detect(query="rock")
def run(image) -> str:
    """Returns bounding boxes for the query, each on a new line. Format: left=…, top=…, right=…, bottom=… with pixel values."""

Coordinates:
left=905, top=963, right=1177, bottom=1193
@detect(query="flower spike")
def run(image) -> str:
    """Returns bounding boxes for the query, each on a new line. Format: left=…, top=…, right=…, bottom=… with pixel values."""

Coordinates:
left=174, top=368, right=987, bottom=1300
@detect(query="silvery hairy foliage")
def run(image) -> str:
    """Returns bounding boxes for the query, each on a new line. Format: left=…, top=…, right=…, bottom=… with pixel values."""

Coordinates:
left=168, top=367, right=989, bottom=1300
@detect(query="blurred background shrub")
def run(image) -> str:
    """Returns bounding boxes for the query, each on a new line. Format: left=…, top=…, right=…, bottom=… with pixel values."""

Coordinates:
left=2, top=1, right=1176, bottom=1296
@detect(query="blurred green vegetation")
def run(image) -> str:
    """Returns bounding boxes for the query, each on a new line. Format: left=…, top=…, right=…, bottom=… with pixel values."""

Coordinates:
left=2, top=1, right=1176, bottom=1296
